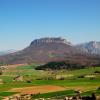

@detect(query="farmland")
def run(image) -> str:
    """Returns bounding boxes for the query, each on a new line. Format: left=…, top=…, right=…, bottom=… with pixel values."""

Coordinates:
left=0, top=64, right=100, bottom=99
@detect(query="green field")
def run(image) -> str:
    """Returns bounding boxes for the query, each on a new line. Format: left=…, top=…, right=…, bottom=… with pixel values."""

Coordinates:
left=0, top=65, right=100, bottom=99
left=32, top=90, right=77, bottom=99
left=32, top=89, right=100, bottom=99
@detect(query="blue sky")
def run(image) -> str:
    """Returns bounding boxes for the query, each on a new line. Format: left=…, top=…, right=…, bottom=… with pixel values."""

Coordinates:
left=0, top=0, right=100, bottom=51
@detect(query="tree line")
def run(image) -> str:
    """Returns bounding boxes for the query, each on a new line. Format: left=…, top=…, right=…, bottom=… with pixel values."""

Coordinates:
left=35, top=61, right=86, bottom=70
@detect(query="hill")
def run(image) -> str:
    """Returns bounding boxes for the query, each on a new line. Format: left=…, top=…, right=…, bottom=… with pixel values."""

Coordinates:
left=0, top=50, right=16, bottom=56
left=76, top=41, right=100, bottom=55
left=0, top=37, right=100, bottom=66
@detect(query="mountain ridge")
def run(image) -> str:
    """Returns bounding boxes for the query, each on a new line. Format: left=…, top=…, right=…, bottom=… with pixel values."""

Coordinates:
left=0, top=50, right=16, bottom=56
left=76, top=41, right=100, bottom=55
left=0, top=37, right=100, bottom=66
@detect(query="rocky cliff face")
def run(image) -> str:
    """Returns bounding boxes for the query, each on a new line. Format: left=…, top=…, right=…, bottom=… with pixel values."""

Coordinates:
left=0, top=37, right=100, bottom=65
left=30, top=37, right=71, bottom=46
left=77, top=41, right=100, bottom=55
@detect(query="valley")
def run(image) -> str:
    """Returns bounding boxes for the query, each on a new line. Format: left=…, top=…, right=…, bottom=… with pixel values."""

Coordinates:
left=0, top=0, right=100, bottom=99
left=0, top=38, right=100, bottom=99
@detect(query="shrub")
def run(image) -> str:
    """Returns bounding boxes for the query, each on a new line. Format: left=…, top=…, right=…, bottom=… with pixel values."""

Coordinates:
left=0, top=70, right=2, bottom=75
left=26, top=80, right=32, bottom=83
left=94, top=71, right=100, bottom=74
left=78, top=75, right=85, bottom=78
left=97, top=87, right=100, bottom=90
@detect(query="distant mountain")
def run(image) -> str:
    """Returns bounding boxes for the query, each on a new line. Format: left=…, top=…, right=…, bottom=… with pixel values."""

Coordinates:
left=0, top=37, right=100, bottom=66
left=76, top=41, right=100, bottom=55
left=0, top=50, right=16, bottom=56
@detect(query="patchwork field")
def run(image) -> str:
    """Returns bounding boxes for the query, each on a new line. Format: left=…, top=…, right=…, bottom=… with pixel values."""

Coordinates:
left=10, top=85, right=66, bottom=94
left=0, top=64, right=100, bottom=99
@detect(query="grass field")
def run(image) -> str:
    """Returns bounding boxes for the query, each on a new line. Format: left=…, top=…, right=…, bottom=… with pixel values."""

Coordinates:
left=0, top=64, right=100, bottom=99
left=32, top=89, right=100, bottom=99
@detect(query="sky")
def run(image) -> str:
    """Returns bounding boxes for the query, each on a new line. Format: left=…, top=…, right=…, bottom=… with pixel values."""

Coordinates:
left=0, top=0, right=100, bottom=51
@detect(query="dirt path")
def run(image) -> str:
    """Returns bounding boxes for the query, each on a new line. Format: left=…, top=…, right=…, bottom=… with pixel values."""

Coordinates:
left=10, top=85, right=66, bottom=94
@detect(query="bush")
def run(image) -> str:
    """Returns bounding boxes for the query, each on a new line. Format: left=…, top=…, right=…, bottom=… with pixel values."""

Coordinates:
left=0, top=70, right=2, bottom=75
left=90, top=77, right=95, bottom=80
left=78, top=75, right=85, bottom=78
left=94, top=71, right=100, bottom=74
left=47, top=77, right=54, bottom=80
left=36, top=78, right=42, bottom=80
left=58, top=77, right=65, bottom=80
left=26, top=80, right=32, bottom=83
left=97, top=87, right=100, bottom=90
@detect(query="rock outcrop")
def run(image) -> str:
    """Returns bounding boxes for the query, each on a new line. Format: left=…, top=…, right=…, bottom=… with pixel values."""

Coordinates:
left=76, top=41, right=100, bottom=55
left=0, top=37, right=100, bottom=65
left=30, top=37, right=71, bottom=45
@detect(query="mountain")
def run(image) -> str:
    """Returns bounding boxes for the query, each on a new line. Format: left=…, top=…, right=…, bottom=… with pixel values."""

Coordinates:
left=76, top=41, right=100, bottom=55
left=0, top=50, right=16, bottom=56
left=0, top=37, right=100, bottom=66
